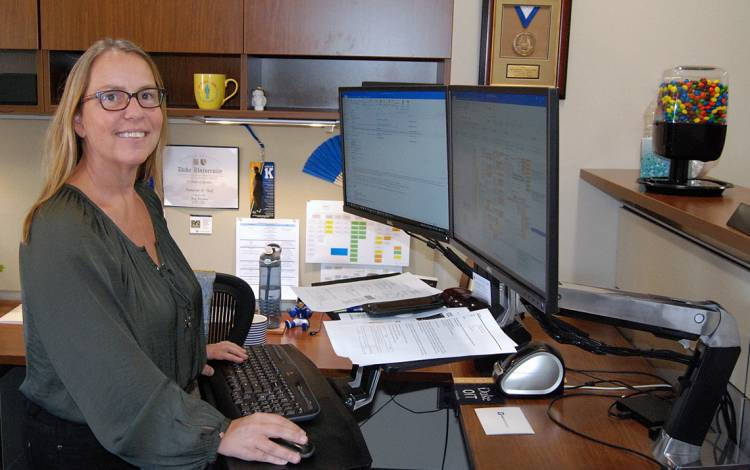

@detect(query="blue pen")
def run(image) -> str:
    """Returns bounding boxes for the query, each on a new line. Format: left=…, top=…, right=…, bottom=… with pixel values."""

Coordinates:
left=331, top=306, right=364, bottom=314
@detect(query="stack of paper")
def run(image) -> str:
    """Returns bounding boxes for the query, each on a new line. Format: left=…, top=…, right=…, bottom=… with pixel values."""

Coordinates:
left=324, top=308, right=517, bottom=366
left=291, top=272, right=440, bottom=312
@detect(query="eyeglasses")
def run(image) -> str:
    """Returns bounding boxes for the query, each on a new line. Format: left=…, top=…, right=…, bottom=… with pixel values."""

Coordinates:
left=81, top=88, right=167, bottom=111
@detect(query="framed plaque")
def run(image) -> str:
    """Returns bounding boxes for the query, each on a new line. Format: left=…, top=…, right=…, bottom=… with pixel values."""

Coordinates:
left=479, top=0, right=572, bottom=98
left=163, top=145, right=239, bottom=209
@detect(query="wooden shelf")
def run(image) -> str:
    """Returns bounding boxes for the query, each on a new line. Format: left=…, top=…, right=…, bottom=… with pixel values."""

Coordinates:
left=4, top=0, right=454, bottom=120
left=581, top=169, right=750, bottom=264
left=169, top=107, right=339, bottom=121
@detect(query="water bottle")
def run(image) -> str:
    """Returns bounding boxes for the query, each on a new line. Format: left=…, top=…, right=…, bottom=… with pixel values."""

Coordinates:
left=258, top=243, right=282, bottom=329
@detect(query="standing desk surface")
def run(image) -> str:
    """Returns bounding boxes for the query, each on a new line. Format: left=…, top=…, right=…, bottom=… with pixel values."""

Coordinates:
left=1, top=305, right=667, bottom=469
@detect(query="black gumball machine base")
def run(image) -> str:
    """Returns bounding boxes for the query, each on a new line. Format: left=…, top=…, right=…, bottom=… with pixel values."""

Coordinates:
left=640, top=122, right=731, bottom=196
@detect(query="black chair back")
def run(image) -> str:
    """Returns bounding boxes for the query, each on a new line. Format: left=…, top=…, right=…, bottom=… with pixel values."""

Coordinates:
left=208, top=273, right=254, bottom=346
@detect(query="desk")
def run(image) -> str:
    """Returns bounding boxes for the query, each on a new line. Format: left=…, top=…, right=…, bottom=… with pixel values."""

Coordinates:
left=1, top=306, right=664, bottom=469
left=0, top=300, right=23, bottom=366
left=581, top=168, right=750, bottom=265
left=278, top=313, right=662, bottom=469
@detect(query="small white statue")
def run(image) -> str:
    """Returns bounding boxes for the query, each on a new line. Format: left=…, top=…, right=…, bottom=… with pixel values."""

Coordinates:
left=251, top=87, right=267, bottom=111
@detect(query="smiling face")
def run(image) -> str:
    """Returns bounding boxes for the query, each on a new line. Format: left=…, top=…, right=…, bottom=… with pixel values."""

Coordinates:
left=73, top=50, right=163, bottom=175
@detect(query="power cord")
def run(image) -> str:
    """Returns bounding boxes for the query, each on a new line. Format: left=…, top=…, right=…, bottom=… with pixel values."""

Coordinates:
left=308, top=313, right=324, bottom=336
left=441, top=408, right=449, bottom=470
left=546, top=393, right=666, bottom=469
left=403, top=230, right=474, bottom=278
left=525, top=302, right=695, bottom=365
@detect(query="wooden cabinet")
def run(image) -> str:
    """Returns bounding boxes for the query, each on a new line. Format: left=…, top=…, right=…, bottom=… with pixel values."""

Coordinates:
left=244, top=0, right=452, bottom=58
left=0, top=0, right=38, bottom=49
left=0, top=0, right=42, bottom=113
left=5, top=0, right=453, bottom=119
left=40, top=0, right=244, bottom=53
left=243, top=0, right=452, bottom=118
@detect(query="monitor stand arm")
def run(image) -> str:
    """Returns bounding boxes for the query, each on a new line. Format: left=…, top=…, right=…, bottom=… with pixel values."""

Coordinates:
left=558, top=282, right=741, bottom=468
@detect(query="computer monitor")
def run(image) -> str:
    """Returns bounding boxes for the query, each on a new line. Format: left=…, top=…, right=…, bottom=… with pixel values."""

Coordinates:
left=449, top=86, right=559, bottom=315
left=339, top=86, right=450, bottom=240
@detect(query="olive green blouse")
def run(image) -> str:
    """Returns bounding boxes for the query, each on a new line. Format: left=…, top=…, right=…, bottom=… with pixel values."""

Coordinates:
left=19, top=182, right=230, bottom=469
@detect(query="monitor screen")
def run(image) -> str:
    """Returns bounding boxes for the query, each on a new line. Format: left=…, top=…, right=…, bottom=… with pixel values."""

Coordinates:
left=339, top=87, right=450, bottom=240
left=449, top=86, right=559, bottom=314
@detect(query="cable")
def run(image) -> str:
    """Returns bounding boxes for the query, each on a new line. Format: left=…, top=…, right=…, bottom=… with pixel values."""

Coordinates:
left=391, top=395, right=442, bottom=415
left=358, top=394, right=396, bottom=428
left=441, top=408, right=449, bottom=470
left=567, top=368, right=673, bottom=386
left=526, top=303, right=695, bottom=365
left=546, top=393, right=666, bottom=469
left=566, top=383, right=672, bottom=391
left=308, top=313, right=324, bottom=336
left=403, top=230, right=474, bottom=278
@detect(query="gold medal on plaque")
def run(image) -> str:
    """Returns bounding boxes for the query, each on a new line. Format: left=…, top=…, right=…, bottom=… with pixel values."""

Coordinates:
left=512, top=31, right=536, bottom=57
left=485, top=0, right=569, bottom=94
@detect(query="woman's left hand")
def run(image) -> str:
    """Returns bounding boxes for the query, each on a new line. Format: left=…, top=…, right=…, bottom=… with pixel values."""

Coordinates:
left=202, top=341, right=248, bottom=376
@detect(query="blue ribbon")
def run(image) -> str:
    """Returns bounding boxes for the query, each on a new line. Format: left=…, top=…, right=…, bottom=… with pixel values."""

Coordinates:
left=514, top=5, right=540, bottom=29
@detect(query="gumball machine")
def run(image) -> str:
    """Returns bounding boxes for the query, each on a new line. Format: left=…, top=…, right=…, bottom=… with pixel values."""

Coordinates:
left=639, top=66, right=731, bottom=195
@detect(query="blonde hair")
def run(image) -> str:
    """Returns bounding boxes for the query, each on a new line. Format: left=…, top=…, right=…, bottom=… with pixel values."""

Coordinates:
left=22, top=38, right=168, bottom=243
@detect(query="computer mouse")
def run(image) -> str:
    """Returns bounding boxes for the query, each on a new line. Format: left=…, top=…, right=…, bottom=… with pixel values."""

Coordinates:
left=271, top=437, right=316, bottom=459
left=492, top=342, right=565, bottom=397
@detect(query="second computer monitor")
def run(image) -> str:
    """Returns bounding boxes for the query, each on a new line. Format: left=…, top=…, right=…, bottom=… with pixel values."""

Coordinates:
left=450, top=86, right=559, bottom=315
left=339, top=86, right=450, bottom=240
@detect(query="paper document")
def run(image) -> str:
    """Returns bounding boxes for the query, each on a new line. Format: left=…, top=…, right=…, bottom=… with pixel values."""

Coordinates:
left=324, top=308, right=517, bottom=366
left=236, top=218, right=300, bottom=300
left=320, top=263, right=401, bottom=282
left=0, top=304, right=22, bottom=325
left=306, top=200, right=410, bottom=266
left=291, top=272, right=440, bottom=312
left=475, top=407, right=535, bottom=435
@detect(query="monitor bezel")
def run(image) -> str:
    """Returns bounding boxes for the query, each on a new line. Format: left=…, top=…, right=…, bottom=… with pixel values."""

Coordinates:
left=339, top=85, right=451, bottom=241
left=448, top=85, right=559, bottom=315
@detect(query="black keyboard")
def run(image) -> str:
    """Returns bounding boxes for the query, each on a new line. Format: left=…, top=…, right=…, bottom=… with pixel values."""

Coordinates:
left=205, top=344, right=321, bottom=422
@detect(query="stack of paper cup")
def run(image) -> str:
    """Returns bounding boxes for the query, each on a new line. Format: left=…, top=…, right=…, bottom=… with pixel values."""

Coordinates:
left=244, top=314, right=268, bottom=347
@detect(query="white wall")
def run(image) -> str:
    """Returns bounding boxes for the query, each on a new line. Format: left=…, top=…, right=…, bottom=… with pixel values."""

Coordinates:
left=1, top=0, right=749, bottom=297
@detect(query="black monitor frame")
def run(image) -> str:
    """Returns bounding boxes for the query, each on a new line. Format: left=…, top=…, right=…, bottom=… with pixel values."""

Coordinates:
left=448, top=85, right=559, bottom=315
left=339, top=85, right=451, bottom=241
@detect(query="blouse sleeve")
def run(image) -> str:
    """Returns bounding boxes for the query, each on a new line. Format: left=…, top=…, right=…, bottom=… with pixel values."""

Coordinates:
left=20, top=210, right=230, bottom=469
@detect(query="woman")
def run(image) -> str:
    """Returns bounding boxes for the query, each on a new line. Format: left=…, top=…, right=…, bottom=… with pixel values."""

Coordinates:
left=19, top=38, right=307, bottom=468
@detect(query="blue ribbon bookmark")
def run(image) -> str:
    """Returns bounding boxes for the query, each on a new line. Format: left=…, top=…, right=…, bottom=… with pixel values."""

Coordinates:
left=514, top=5, right=539, bottom=29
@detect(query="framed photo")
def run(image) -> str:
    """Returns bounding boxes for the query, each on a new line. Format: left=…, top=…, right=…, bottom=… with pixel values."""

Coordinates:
left=479, top=0, right=572, bottom=98
left=163, top=145, right=239, bottom=209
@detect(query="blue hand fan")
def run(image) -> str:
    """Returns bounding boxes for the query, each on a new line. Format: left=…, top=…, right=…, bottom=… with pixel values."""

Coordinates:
left=303, top=135, right=342, bottom=185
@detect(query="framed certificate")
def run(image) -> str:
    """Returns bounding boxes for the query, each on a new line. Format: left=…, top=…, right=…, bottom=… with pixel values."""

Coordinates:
left=479, top=0, right=572, bottom=98
left=163, top=145, right=239, bottom=209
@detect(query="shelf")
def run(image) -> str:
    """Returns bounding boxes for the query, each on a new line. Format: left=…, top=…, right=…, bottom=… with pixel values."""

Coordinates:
left=0, top=50, right=42, bottom=112
left=247, top=56, right=448, bottom=110
left=7, top=0, right=455, bottom=120
left=169, top=107, right=339, bottom=121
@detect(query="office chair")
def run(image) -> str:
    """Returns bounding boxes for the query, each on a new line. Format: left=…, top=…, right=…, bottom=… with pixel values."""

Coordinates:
left=207, top=273, right=255, bottom=347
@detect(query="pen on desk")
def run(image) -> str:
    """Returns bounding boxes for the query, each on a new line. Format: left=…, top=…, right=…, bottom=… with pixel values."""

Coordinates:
left=330, top=306, right=364, bottom=313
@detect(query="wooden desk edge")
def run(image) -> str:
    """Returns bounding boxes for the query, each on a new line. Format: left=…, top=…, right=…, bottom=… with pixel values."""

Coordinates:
left=581, top=168, right=750, bottom=263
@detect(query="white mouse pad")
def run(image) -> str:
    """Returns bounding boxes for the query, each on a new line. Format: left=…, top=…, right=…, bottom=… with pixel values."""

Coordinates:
left=475, top=407, right=535, bottom=435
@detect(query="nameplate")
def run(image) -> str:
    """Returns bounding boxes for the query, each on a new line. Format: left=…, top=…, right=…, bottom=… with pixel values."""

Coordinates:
left=453, top=382, right=504, bottom=405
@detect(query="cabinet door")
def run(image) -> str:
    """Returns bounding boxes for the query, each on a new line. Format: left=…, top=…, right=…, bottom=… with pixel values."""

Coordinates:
left=40, top=0, right=243, bottom=53
left=0, top=0, right=38, bottom=49
left=244, top=0, right=453, bottom=58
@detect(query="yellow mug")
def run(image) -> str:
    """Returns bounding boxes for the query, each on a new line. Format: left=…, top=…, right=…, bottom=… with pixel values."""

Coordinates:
left=193, top=73, right=238, bottom=110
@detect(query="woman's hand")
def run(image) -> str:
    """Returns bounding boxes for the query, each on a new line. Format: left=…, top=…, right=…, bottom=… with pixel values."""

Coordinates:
left=202, top=341, right=248, bottom=376
left=217, top=413, right=308, bottom=465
